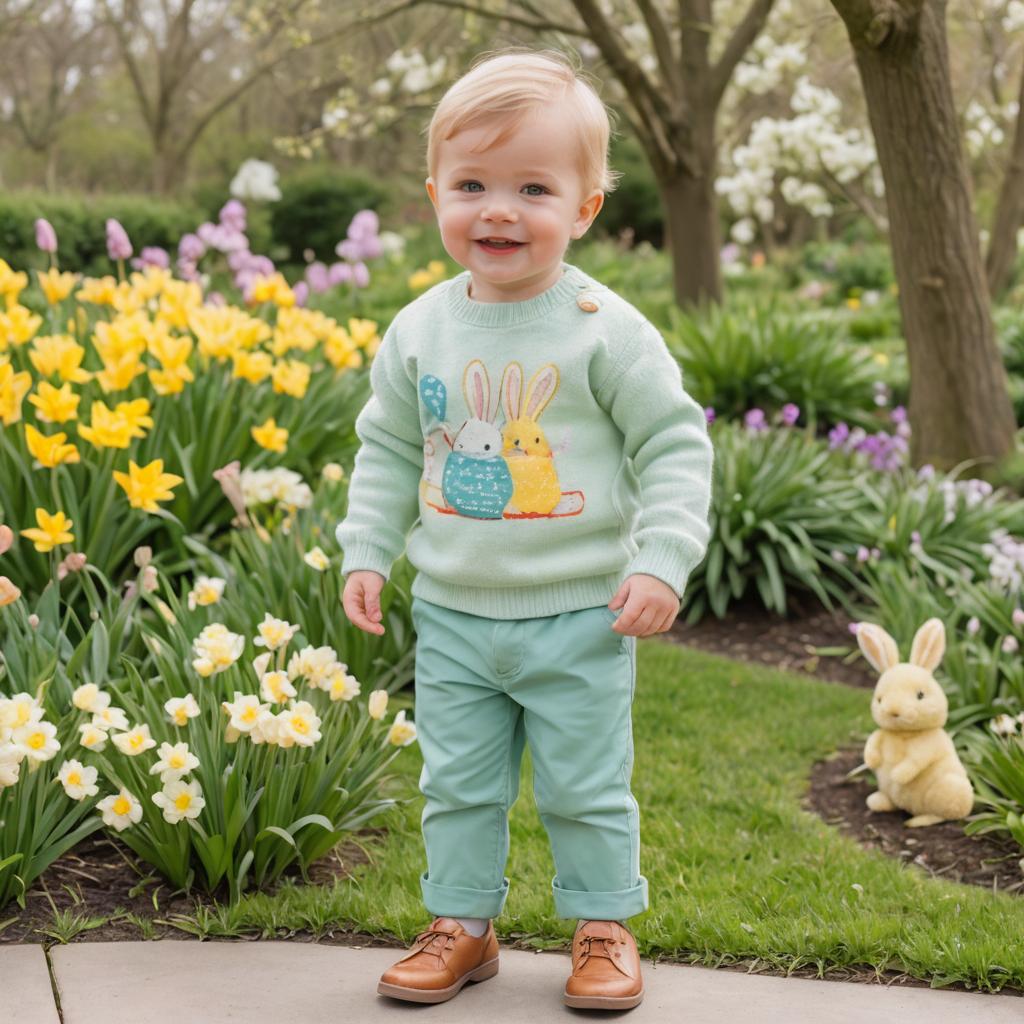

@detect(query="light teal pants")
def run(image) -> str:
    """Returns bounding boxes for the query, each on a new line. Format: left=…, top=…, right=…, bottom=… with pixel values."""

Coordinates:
left=410, top=595, right=648, bottom=921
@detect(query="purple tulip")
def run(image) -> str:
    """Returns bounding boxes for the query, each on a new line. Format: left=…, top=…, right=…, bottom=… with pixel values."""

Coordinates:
left=106, top=218, right=133, bottom=261
left=780, top=403, right=800, bottom=426
left=328, top=261, right=353, bottom=285
left=828, top=422, right=850, bottom=449
left=292, top=281, right=309, bottom=307
left=744, top=408, right=767, bottom=431
left=349, top=209, right=379, bottom=237
left=704, top=407, right=716, bottom=425
left=352, top=261, right=370, bottom=288
left=890, top=405, right=907, bottom=424
left=179, top=232, right=206, bottom=262
left=35, top=218, right=58, bottom=254
left=131, top=246, right=170, bottom=270
left=219, top=199, right=247, bottom=233
left=305, top=262, right=331, bottom=293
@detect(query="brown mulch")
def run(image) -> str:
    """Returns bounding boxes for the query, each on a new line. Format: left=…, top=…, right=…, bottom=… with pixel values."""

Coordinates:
left=668, top=590, right=876, bottom=689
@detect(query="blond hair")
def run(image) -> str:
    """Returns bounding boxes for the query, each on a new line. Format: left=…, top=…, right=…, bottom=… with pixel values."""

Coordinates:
left=425, top=47, right=621, bottom=199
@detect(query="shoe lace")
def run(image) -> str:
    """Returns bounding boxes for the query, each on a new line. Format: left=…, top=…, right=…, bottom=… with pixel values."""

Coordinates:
left=579, top=932, right=620, bottom=962
left=412, top=925, right=458, bottom=965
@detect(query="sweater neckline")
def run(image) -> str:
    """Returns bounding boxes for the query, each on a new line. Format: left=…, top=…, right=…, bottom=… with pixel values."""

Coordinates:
left=445, top=262, right=589, bottom=326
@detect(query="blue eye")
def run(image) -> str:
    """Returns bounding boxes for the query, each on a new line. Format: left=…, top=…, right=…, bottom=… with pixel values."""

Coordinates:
left=524, top=184, right=548, bottom=196
left=459, top=181, right=484, bottom=192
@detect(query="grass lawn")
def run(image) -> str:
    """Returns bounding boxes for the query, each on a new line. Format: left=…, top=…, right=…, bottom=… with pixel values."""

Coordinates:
left=167, top=639, right=1024, bottom=993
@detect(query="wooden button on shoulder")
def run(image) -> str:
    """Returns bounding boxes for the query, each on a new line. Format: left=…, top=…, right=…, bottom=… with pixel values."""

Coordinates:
left=576, top=292, right=600, bottom=312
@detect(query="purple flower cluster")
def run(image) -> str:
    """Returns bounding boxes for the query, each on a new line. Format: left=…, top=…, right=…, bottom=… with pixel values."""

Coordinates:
left=301, top=209, right=383, bottom=298
left=828, top=406, right=910, bottom=471
left=176, top=199, right=269, bottom=298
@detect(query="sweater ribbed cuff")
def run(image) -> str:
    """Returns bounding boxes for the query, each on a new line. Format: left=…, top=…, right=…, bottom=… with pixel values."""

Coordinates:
left=339, top=540, right=394, bottom=580
left=626, top=543, right=703, bottom=600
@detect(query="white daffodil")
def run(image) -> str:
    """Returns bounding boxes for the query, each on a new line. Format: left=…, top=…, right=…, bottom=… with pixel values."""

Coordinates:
left=321, top=462, right=344, bottom=483
left=248, top=712, right=280, bottom=745
left=325, top=668, right=360, bottom=702
left=0, top=744, right=23, bottom=788
left=148, top=741, right=200, bottom=784
left=221, top=692, right=271, bottom=735
left=387, top=709, right=417, bottom=747
left=152, top=778, right=205, bottom=824
left=276, top=701, right=322, bottom=748
left=303, top=546, right=330, bottom=571
left=252, top=652, right=273, bottom=678
left=2, top=693, right=44, bottom=732
left=98, top=787, right=143, bottom=831
left=57, top=759, right=100, bottom=800
left=78, top=722, right=109, bottom=752
left=990, top=713, right=1019, bottom=736
left=11, top=719, right=60, bottom=764
left=112, top=723, right=158, bottom=757
left=260, top=670, right=297, bottom=705
left=191, top=623, right=244, bottom=676
left=164, top=693, right=201, bottom=727
left=368, top=690, right=388, bottom=720
left=286, top=644, right=339, bottom=686
left=187, top=575, right=226, bottom=610
left=253, top=613, right=300, bottom=652
left=72, top=683, right=111, bottom=714
left=91, top=705, right=130, bottom=733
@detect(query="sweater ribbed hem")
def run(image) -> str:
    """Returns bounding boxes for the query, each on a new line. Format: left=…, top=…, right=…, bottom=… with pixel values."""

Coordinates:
left=339, top=539, right=395, bottom=581
left=411, top=570, right=623, bottom=620
left=445, top=262, right=590, bottom=326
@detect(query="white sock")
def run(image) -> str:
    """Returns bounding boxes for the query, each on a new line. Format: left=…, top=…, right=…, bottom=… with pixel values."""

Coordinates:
left=456, top=917, right=490, bottom=937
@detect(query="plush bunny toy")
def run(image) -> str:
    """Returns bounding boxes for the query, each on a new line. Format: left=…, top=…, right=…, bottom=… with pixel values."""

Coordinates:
left=855, top=618, right=975, bottom=827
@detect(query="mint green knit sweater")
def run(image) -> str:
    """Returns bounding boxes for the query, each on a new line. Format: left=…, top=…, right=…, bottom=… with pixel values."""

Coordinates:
left=334, top=261, right=714, bottom=620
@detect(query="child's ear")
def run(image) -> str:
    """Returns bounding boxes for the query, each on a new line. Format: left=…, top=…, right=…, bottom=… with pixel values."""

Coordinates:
left=572, top=190, right=604, bottom=239
left=425, top=178, right=439, bottom=211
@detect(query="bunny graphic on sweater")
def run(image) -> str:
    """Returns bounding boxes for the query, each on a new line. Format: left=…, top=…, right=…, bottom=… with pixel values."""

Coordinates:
left=856, top=618, right=975, bottom=827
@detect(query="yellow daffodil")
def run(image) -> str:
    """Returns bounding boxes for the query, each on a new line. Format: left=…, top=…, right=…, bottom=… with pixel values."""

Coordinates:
left=0, top=304, right=43, bottom=347
left=846, top=296, right=861, bottom=310
left=271, top=358, right=310, bottom=398
left=147, top=330, right=192, bottom=369
left=872, top=351, right=890, bottom=367
left=250, top=272, right=296, bottom=308
left=387, top=709, right=417, bottom=746
left=29, top=334, right=92, bottom=383
left=25, top=424, right=80, bottom=468
left=20, top=507, right=75, bottom=552
left=92, top=312, right=148, bottom=364
left=35, top=267, right=79, bottom=304
left=76, top=275, right=119, bottom=306
left=348, top=318, right=380, bottom=351
left=148, top=363, right=194, bottom=396
left=29, top=380, right=80, bottom=423
left=0, top=259, right=28, bottom=304
left=188, top=305, right=268, bottom=361
left=113, top=458, right=184, bottom=513
left=252, top=417, right=288, bottom=452
left=324, top=327, right=363, bottom=371
left=96, top=353, right=147, bottom=393
left=156, top=279, right=203, bottom=330
left=77, top=397, right=151, bottom=449
left=0, top=360, right=32, bottom=425
left=232, top=349, right=273, bottom=384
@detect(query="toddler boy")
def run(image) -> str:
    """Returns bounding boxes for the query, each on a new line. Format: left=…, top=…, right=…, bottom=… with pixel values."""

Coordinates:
left=336, top=46, right=713, bottom=1011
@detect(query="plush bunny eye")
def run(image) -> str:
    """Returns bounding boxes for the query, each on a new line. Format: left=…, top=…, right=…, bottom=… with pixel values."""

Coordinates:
left=535, top=436, right=540, bottom=443
left=916, top=690, right=924, bottom=700
left=514, top=438, right=519, bottom=445
left=484, top=443, right=490, bottom=451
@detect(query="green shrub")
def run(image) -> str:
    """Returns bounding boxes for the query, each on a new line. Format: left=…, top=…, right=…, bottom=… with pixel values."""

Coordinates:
left=270, top=167, right=389, bottom=264
left=685, top=421, right=866, bottom=621
left=597, top=132, right=664, bottom=247
left=0, top=191, right=202, bottom=276
left=664, top=299, right=881, bottom=432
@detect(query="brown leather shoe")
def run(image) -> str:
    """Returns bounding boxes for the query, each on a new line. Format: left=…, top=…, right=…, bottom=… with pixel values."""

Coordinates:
left=377, top=917, right=499, bottom=1003
left=564, top=919, right=644, bottom=1009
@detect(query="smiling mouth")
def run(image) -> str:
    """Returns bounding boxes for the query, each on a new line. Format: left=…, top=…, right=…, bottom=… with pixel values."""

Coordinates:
left=475, top=239, right=525, bottom=250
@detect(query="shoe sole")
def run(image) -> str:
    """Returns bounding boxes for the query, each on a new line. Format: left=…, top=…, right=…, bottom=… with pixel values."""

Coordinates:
left=563, top=987, right=645, bottom=1010
left=378, top=955, right=500, bottom=1004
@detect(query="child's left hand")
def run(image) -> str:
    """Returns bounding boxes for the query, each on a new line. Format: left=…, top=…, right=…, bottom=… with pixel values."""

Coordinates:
left=608, top=574, right=681, bottom=637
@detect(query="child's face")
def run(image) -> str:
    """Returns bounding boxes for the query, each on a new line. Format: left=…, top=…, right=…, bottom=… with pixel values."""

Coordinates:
left=425, top=103, right=604, bottom=302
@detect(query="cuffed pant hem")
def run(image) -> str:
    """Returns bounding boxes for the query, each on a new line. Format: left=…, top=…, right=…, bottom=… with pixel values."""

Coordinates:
left=421, top=871, right=510, bottom=918
left=551, top=875, right=649, bottom=920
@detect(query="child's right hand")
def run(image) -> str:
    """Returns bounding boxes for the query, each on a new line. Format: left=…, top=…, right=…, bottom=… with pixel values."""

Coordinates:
left=342, top=570, right=387, bottom=635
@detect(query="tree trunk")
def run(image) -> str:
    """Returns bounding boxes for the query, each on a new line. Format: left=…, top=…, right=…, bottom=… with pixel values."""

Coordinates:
left=658, top=133, right=722, bottom=308
left=831, top=0, right=1017, bottom=472
left=986, top=59, right=1024, bottom=298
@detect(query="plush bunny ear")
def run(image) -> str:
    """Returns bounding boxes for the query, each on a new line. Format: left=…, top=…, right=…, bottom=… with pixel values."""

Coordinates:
left=501, top=362, right=523, bottom=422
left=462, top=359, right=491, bottom=420
left=524, top=364, right=559, bottom=421
left=856, top=623, right=900, bottom=673
left=909, top=618, right=945, bottom=672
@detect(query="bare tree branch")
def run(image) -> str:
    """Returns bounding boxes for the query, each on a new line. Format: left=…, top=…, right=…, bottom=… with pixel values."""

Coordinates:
left=707, top=0, right=774, bottom=108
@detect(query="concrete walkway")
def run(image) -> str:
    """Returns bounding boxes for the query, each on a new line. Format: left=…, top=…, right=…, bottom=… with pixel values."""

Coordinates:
left=3, top=940, right=1021, bottom=1023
